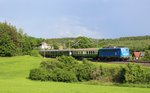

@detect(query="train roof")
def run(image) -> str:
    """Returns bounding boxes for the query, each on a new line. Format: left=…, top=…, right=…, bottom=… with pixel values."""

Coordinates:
left=40, top=48, right=99, bottom=52
left=100, top=47, right=129, bottom=50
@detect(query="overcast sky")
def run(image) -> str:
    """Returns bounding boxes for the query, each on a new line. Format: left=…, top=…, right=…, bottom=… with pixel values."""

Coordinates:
left=0, top=0, right=150, bottom=38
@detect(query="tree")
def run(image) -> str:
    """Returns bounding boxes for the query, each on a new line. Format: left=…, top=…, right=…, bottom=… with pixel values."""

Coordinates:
left=72, top=36, right=94, bottom=49
left=0, top=22, right=21, bottom=56
left=141, top=50, right=150, bottom=61
left=53, top=43, right=59, bottom=49
left=0, top=22, right=42, bottom=56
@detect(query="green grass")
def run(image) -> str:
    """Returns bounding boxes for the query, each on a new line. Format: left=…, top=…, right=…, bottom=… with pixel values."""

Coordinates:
left=0, top=56, right=149, bottom=93
left=0, top=56, right=41, bottom=79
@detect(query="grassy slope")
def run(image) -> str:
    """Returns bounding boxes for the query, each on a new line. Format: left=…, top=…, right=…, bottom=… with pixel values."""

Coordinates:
left=0, top=56, right=149, bottom=93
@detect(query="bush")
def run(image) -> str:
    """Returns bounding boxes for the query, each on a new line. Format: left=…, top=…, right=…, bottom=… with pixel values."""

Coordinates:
left=57, top=56, right=78, bottom=66
left=29, top=56, right=150, bottom=84
left=40, top=59, right=64, bottom=71
left=30, top=56, right=78, bottom=82
left=90, top=65, right=104, bottom=80
left=98, top=67, right=120, bottom=82
left=116, top=67, right=126, bottom=83
left=29, top=68, right=48, bottom=81
left=45, top=68, right=78, bottom=82
left=56, top=56, right=79, bottom=71
left=141, top=50, right=150, bottom=61
left=145, top=72, right=150, bottom=84
left=30, top=50, right=41, bottom=57
left=76, top=60, right=95, bottom=81
left=125, top=63, right=145, bottom=83
left=51, top=69, right=78, bottom=82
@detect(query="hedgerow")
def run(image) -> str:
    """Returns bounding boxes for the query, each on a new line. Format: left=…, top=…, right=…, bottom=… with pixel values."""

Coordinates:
left=29, top=56, right=150, bottom=83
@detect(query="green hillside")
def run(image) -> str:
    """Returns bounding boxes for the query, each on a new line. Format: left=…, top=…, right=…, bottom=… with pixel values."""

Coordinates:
left=0, top=56, right=149, bottom=93
left=0, top=56, right=41, bottom=79
left=46, top=35, right=150, bottom=51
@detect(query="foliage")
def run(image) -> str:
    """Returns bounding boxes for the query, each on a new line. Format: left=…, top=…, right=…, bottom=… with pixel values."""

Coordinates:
left=90, top=65, right=104, bottom=80
left=29, top=68, right=48, bottom=81
left=125, top=63, right=145, bottom=83
left=30, top=56, right=95, bottom=82
left=30, top=50, right=41, bottom=57
left=40, top=59, right=64, bottom=71
left=0, top=22, right=43, bottom=57
left=53, top=43, right=59, bottom=49
left=141, top=50, right=150, bottom=61
left=46, top=35, right=150, bottom=51
left=71, top=36, right=94, bottom=48
left=76, top=60, right=95, bottom=81
left=49, top=69, right=78, bottom=82
left=57, top=55, right=78, bottom=69
left=29, top=56, right=150, bottom=84
left=116, top=67, right=126, bottom=83
left=0, top=22, right=21, bottom=56
left=145, top=72, right=150, bottom=83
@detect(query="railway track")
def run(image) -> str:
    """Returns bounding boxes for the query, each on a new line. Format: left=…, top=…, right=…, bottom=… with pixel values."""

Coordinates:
left=100, top=60, right=150, bottom=67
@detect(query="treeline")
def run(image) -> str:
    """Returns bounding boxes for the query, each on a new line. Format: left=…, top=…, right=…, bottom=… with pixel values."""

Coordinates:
left=29, top=56, right=150, bottom=84
left=46, top=36, right=150, bottom=51
left=0, top=22, right=43, bottom=57
left=119, top=35, right=150, bottom=40
left=101, top=38, right=150, bottom=51
left=46, top=36, right=96, bottom=49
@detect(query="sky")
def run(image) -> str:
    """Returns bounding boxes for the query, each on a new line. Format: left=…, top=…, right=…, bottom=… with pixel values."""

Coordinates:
left=0, top=0, right=150, bottom=39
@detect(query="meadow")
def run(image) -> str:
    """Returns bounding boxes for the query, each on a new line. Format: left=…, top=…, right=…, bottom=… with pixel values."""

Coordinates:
left=0, top=56, right=149, bottom=93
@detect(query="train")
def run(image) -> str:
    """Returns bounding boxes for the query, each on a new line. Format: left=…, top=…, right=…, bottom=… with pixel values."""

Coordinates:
left=39, top=47, right=130, bottom=61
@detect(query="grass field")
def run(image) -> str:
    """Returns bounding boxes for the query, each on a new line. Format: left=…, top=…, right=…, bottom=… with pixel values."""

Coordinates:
left=0, top=56, right=149, bottom=93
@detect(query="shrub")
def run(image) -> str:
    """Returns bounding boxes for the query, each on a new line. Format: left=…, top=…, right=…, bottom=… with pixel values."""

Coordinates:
left=145, top=72, right=150, bottom=84
left=108, top=67, right=120, bottom=82
left=57, top=56, right=78, bottom=66
left=99, top=67, right=121, bottom=82
left=30, top=56, right=78, bottom=82
left=90, top=65, right=125, bottom=83
left=90, top=65, right=104, bottom=80
left=76, top=60, right=95, bottom=81
left=116, top=67, right=126, bottom=83
left=29, top=68, right=48, bottom=81
left=49, top=69, right=78, bottom=82
left=56, top=56, right=79, bottom=71
left=29, top=56, right=150, bottom=84
left=125, top=63, right=145, bottom=83
left=30, top=50, right=41, bottom=57
left=141, top=50, right=150, bottom=61
left=40, top=59, right=64, bottom=71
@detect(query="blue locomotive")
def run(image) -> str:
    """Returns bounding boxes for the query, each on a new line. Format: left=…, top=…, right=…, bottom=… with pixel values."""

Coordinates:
left=39, top=47, right=130, bottom=61
left=98, top=47, right=130, bottom=61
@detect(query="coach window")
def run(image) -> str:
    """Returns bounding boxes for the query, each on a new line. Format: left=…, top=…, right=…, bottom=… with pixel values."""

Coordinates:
left=90, top=51, right=92, bottom=54
left=86, top=51, right=88, bottom=54
left=76, top=51, right=78, bottom=54
left=78, top=51, right=80, bottom=54
left=80, top=51, right=82, bottom=54
left=93, top=51, right=95, bottom=54
left=89, top=51, right=91, bottom=54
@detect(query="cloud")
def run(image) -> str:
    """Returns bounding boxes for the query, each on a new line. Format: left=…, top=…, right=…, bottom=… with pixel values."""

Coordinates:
left=46, top=16, right=101, bottom=38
